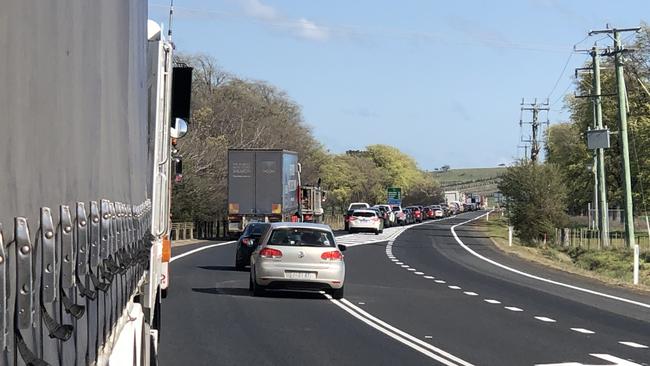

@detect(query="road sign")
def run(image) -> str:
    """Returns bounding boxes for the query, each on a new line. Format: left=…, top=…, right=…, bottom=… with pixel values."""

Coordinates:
left=387, top=187, right=401, bottom=205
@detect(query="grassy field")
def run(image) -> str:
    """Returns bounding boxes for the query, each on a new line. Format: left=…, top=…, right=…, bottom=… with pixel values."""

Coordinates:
left=480, top=213, right=650, bottom=290
left=431, top=167, right=506, bottom=185
left=431, top=167, right=506, bottom=198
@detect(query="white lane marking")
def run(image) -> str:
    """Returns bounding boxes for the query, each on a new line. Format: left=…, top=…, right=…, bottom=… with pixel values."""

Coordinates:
left=463, top=292, right=478, bottom=296
left=435, top=280, right=446, bottom=284
left=570, top=328, right=595, bottom=334
left=401, top=265, right=410, bottom=268
left=169, top=241, right=236, bottom=263
left=536, top=353, right=643, bottom=366
left=338, top=298, right=474, bottom=366
left=414, top=272, right=424, bottom=275
left=448, top=286, right=461, bottom=290
left=534, top=316, right=556, bottom=323
left=451, top=212, right=650, bottom=309
left=618, top=341, right=648, bottom=349
left=407, top=268, right=417, bottom=272
left=322, top=295, right=473, bottom=366
left=358, top=302, right=366, bottom=305
left=484, top=299, right=501, bottom=304
left=505, top=306, right=524, bottom=312
left=424, top=335, right=433, bottom=339
left=396, top=262, right=404, bottom=265
left=424, top=276, right=435, bottom=279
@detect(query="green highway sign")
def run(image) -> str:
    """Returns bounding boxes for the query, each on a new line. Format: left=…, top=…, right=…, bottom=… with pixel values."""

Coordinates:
left=387, top=187, right=401, bottom=204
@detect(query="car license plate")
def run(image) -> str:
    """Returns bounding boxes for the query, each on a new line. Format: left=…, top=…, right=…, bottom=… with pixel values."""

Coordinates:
left=285, top=271, right=316, bottom=280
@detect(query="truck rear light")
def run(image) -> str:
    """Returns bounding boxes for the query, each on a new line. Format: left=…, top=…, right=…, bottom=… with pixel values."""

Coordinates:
left=260, top=248, right=283, bottom=258
left=321, top=251, right=343, bottom=261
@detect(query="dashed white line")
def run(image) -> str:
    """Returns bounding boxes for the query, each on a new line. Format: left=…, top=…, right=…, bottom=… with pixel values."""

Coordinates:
left=407, top=268, right=417, bottom=272
left=534, top=316, right=556, bottom=323
left=570, top=328, right=595, bottom=334
left=448, top=285, right=461, bottom=290
left=618, top=341, right=648, bottom=349
left=484, top=299, right=501, bottom=304
left=414, top=271, right=424, bottom=275
left=401, top=265, right=409, bottom=268
left=505, top=306, right=524, bottom=312
left=424, top=335, right=433, bottom=339
left=434, top=280, right=446, bottom=284
left=463, top=292, right=478, bottom=296
left=424, top=276, right=435, bottom=279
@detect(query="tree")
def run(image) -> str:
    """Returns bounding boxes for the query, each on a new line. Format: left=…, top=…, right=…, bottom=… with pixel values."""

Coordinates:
left=498, top=161, right=569, bottom=244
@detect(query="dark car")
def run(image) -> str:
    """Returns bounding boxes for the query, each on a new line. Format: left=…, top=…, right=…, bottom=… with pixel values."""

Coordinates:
left=403, top=208, right=415, bottom=224
left=404, top=206, right=423, bottom=223
left=235, top=222, right=271, bottom=269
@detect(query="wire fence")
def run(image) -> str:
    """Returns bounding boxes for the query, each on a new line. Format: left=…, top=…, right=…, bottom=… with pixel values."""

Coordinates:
left=554, top=227, right=650, bottom=252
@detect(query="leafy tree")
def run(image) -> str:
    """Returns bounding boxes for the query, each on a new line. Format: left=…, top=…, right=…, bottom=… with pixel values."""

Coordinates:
left=498, top=161, right=569, bottom=244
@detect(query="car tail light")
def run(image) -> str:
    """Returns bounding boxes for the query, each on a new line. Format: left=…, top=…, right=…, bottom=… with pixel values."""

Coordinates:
left=371, top=217, right=379, bottom=221
left=321, top=251, right=343, bottom=261
left=260, top=248, right=282, bottom=258
left=349, top=216, right=358, bottom=221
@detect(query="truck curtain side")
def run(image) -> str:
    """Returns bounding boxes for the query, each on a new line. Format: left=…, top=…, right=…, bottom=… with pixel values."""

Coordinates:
left=228, top=150, right=300, bottom=235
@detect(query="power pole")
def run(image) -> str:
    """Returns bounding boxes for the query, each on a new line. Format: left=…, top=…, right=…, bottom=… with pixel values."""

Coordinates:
left=520, top=99, right=550, bottom=162
left=591, top=47, right=610, bottom=247
left=589, top=26, right=640, bottom=250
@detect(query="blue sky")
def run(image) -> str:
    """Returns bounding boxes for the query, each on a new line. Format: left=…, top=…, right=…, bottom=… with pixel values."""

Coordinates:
left=149, top=0, right=649, bottom=170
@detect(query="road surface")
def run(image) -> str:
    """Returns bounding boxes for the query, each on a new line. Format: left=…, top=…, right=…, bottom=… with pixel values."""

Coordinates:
left=160, top=211, right=649, bottom=366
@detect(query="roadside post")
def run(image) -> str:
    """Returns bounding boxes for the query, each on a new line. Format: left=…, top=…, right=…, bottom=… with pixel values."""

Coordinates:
left=508, top=226, right=513, bottom=247
left=633, top=244, right=639, bottom=285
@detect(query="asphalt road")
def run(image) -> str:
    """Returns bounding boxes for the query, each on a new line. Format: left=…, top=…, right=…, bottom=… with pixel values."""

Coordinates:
left=159, top=212, right=650, bottom=366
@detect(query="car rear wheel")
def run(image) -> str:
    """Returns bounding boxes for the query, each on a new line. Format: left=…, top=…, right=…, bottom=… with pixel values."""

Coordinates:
left=250, top=271, right=266, bottom=296
left=330, top=286, right=344, bottom=300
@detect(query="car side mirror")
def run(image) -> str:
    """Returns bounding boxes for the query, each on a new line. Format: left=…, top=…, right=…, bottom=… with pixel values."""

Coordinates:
left=338, top=244, right=347, bottom=252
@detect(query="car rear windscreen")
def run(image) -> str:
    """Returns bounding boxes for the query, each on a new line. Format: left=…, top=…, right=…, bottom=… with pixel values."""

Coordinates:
left=349, top=204, right=367, bottom=210
left=353, top=211, right=375, bottom=217
left=268, top=228, right=335, bottom=247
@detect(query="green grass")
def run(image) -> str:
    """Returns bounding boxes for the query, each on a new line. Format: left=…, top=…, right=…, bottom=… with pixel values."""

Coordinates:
left=431, top=167, right=506, bottom=184
left=480, top=214, right=650, bottom=289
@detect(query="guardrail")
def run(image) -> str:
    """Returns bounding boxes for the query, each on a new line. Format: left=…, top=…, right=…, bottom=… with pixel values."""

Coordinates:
left=0, top=199, right=151, bottom=366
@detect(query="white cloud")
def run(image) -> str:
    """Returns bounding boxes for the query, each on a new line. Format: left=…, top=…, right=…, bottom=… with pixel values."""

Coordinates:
left=236, top=0, right=329, bottom=42
left=240, top=0, right=278, bottom=21
left=295, top=18, right=329, bottom=41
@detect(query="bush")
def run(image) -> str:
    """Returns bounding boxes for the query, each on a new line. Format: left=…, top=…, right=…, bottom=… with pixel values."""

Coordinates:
left=498, top=161, right=569, bottom=244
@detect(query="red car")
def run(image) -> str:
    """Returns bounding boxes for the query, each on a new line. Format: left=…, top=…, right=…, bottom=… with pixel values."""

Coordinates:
left=404, top=206, right=423, bottom=223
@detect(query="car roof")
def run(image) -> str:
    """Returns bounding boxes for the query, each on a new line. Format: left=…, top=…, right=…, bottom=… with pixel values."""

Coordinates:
left=269, top=222, right=333, bottom=231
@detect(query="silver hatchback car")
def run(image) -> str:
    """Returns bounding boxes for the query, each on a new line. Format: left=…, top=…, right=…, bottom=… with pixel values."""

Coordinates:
left=249, top=222, right=346, bottom=299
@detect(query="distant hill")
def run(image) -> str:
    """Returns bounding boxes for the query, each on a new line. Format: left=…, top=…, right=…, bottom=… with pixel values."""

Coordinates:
left=430, top=167, right=506, bottom=198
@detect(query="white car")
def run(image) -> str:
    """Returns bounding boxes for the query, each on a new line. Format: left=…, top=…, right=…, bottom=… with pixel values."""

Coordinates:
left=348, top=210, right=384, bottom=234
left=348, top=202, right=370, bottom=211
left=250, top=223, right=346, bottom=299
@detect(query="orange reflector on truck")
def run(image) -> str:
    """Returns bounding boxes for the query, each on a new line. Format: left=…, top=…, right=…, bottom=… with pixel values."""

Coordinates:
left=162, top=235, right=171, bottom=262
left=228, top=203, right=240, bottom=214
left=272, top=204, right=282, bottom=214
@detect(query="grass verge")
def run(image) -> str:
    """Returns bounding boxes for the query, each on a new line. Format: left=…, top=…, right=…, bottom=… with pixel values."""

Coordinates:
left=479, top=214, right=650, bottom=292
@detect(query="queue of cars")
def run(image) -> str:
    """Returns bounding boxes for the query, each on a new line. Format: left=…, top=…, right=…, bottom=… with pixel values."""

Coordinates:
left=344, top=201, right=468, bottom=233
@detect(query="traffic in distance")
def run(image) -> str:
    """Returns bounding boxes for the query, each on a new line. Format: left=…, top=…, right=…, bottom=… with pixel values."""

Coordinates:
left=344, top=197, right=484, bottom=234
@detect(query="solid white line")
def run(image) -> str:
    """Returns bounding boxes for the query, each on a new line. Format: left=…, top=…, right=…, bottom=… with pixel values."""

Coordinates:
left=484, top=299, right=501, bottom=304
left=618, top=341, right=648, bottom=349
left=505, top=306, right=523, bottom=312
left=534, top=316, right=556, bottom=323
left=463, top=292, right=478, bottom=296
left=570, top=328, right=595, bottom=334
left=323, top=295, right=468, bottom=366
left=589, top=354, right=643, bottom=366
left=338, top=298, right=474, bottom=366
left=450, top=213, right=650, bottom=309
left=169, top=241, right=236, bottom=263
